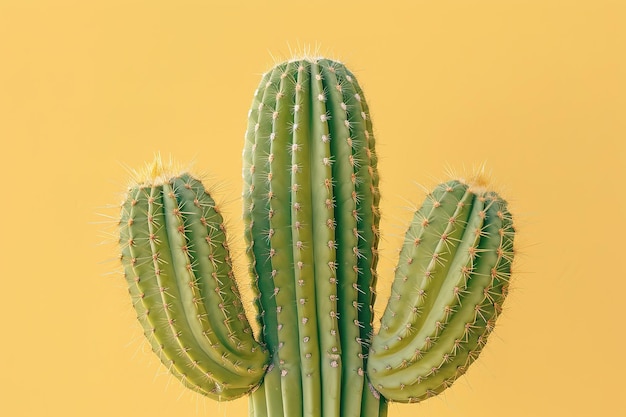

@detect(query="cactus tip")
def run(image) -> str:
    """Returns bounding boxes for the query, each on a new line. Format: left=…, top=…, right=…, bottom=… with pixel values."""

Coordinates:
left=148, top=153, right=165, bottom=181
left=128, top=153, right=190, bottom=188
left=466, top=170, right=490, bottom=194
left=445, top=162, right=494, bottom=195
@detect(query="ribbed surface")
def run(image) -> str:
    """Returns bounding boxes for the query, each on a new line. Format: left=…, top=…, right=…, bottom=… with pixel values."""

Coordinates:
left=368, top=181, right=514, bottom=403
left=243, top=58, right=384, bottom=417
left=119, top=173, right=269, bottom=401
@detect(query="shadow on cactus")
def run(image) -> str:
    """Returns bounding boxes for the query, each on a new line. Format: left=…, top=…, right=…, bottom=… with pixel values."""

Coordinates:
left=118, top=57, right=515, bottom=417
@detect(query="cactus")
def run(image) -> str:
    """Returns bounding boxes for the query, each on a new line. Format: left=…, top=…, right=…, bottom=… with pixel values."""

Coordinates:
left=118, top=57, right=515, bottom=417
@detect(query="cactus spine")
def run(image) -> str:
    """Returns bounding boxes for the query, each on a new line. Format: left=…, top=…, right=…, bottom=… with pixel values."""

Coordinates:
left=118, top=57, right=515, bottom=417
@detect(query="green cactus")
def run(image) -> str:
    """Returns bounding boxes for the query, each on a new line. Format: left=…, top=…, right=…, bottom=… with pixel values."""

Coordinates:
left=118, top=57, right=515, bottom=417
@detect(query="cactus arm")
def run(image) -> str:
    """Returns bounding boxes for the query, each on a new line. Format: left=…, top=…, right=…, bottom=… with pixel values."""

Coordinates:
left=392, top=193, right=511, bottom=400
left=368, top=181, right=514, bottom=402
left=119, top=171, right=269, bottom=401
left=368, top=182, right=479, bottom=398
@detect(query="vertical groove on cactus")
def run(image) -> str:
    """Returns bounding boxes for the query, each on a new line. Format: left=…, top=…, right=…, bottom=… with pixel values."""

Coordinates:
left=309, top=60, right=344, bottom=417
left=247, top=66, right=287, bottom=417
left=325, top=61, right=372, bottom=417
left=294, top=61, right=324, bottom=417
left=344, top=66, right=384, bottom=417
left=269, top=61, right=304, bottom=417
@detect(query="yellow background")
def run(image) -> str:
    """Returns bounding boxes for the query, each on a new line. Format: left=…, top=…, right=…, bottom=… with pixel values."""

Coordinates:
left=1, top=1, right=624, bottom=416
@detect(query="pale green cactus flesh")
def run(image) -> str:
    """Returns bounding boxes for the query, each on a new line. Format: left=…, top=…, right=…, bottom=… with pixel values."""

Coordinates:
left=367, top=180, right=514, bottom=403
left=117, top=57, right=515, bottom=417
left=119, top=171, right=269, bottom=401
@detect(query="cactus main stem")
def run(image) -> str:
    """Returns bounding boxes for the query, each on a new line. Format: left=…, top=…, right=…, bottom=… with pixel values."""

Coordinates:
left=243, top=58, right=384, bottom=417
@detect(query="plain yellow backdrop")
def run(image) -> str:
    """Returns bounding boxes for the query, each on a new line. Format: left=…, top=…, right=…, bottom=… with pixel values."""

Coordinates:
left=0, top=1, right=624, bottom=416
